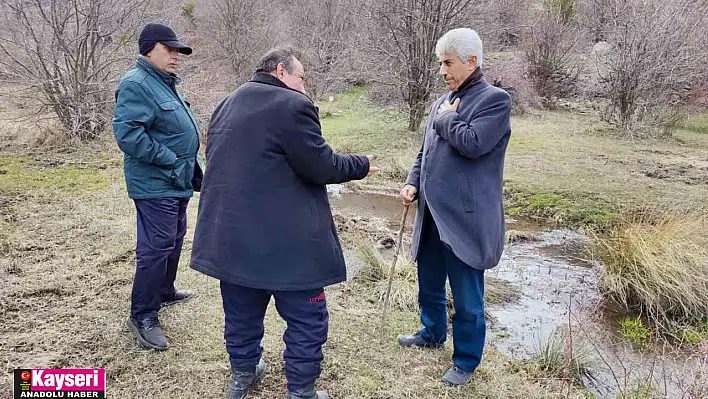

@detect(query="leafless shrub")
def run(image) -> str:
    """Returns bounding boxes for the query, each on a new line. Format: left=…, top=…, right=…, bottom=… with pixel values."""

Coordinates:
left=284, top=0, right=361, bottom=100
left=485, top=54, right=541, bottom=114
left=475, top=0, right=529, bottom=49
left=213, top=0, right=281, bottom=84
left=592, top=0, right=708, bottom=138
left=578, top=0, right=614, bottom=43
left=0, top=0, right=148, bottom=141
left=523, top=0, right=582, bottom=108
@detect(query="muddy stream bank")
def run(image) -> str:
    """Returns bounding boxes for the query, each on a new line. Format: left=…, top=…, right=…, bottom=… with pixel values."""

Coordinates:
left=327, top=186, right=702, bottom=398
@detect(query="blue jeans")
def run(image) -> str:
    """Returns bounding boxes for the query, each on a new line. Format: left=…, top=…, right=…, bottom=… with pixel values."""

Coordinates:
left=131, top=197, right=189, bottom=320
left=417, top=208, right=486, bottom=373
left=220, top=281, right=329, bottom=391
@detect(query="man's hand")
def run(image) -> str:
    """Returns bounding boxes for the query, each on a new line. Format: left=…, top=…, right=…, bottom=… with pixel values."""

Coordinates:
left=438, top=98, right=460, bottom=114
left=399, top=184, right=417, bottom=205
left=366, top=155, right=379, bottom=176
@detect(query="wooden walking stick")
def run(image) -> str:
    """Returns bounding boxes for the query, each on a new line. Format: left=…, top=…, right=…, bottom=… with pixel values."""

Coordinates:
left=381, top=203, right=411, bottom=326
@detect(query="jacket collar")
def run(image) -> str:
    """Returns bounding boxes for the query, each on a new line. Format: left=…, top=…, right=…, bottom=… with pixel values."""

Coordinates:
left=449, top=67, right=484, bottom=102
left=136, top=56, right=181, bottom=87
left=250, top=72, right=313, bottom=102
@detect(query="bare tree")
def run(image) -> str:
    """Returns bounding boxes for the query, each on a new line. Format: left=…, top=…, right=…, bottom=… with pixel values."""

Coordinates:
left=284, top=0, right=358, bottom=100
left=486, top=0, right=528, bottom=48
left=364, top=0, right=485, bottom=132
left=0, top=0, right=148, bottom=141
left=213, top=0, right=281, bottom=83
left=594, top=0, right=708, bottom=137
left=523, top=0, right=582, bottom=108
left=578, top=0, right=613, bottom=43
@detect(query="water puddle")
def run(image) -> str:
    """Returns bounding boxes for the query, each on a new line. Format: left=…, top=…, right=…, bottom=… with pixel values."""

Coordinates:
left=328, top=187, right=704, bottom=398
left=328, top=186, right=416, bottom=230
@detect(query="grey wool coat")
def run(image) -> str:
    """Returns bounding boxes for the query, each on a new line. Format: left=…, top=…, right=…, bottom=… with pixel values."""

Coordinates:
left=406, top=79, right=512, bottom=270
left=190, top=73, right=370, bottom=291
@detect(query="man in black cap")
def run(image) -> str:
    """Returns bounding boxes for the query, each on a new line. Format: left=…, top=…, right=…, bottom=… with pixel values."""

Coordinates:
left=112, top=22, right=201, bottom=351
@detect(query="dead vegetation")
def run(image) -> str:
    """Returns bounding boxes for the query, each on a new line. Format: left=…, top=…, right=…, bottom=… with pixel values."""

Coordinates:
left=592, top=209, right=708, bottom=335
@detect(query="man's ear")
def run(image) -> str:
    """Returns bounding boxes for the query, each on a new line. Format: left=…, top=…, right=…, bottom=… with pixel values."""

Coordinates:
left=276, top=63, right=285, bottom=78
left=468, top=56, right=478, bottom=71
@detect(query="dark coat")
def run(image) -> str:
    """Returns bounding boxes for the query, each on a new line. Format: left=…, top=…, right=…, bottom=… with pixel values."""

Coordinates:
left=406, top=79, right=512, bottom=270
left=112, top=57, right=200, bottom=199
left=190, top=73, right=370, bottom=291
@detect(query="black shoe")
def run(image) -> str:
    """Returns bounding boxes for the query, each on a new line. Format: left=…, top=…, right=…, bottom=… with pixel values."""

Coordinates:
left=396, top=332, right=445, bottom=349
left=227, top=358, right=267, bottom=399
left=441, top=365, right=474, bottom=386
left=285, top=386, right=329, bottom=399
left=160, top=289, right=195, bottom=308
left=126, top=317, right=168, bottom=351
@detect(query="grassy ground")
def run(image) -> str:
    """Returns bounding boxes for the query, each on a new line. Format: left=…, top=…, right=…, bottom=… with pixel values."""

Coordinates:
left=319, top=89, right=708, bottom=230
left=0, top=149, right=589, bottom=398
left=2, top=89, right=707, bottom=398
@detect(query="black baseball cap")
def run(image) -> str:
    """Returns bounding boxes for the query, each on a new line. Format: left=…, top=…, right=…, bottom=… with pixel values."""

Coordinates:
left=139, top=23, right=192, bottom=55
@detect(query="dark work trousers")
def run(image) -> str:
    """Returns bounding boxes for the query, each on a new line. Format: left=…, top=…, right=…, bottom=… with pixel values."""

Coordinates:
left=131, top=197, right=189, bottom=321
left=417, top=207, right=486, bottom=373
left=220, top=281, right=329, bottom=391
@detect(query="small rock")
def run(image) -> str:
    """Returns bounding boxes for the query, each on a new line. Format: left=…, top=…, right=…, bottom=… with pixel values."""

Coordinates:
left=506, top=230, right=542, bottom=244
left=376, top=236, right=396, bottom=249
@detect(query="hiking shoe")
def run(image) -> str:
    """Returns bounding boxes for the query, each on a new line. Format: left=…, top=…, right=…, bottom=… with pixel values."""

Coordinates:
left=126, top=317, right=168, bottom=351
left=285, top=386, right=329, bottom=399
left=160, top=289, right=195, bottom=308
left=397, top=332, right=445, bottom=349
left=227, top=358, right=267, bottom=399
left=441, top=365, right=474, bottom=386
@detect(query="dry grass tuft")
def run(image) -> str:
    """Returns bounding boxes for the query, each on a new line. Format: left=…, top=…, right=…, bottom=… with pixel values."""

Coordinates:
left=354, top=237, right=418, bottom=311
left=530, top=328, right=597, bottom=387
left=592, top=209, right=708, bottom=331
left=383, top=154, right=413, bottom=182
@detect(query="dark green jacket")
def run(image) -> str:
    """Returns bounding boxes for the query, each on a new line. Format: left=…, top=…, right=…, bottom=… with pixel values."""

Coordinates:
left=112, top=57, right=200, bottom=199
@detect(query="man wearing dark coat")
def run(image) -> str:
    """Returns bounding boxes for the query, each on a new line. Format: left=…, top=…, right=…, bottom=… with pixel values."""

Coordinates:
left=397, top=28, right=512, bottom=386
left=190, top=48, right=377, bottom=399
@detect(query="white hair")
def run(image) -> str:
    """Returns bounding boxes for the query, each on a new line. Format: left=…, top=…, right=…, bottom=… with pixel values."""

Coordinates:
left=435, top=28, right=484, bottom=67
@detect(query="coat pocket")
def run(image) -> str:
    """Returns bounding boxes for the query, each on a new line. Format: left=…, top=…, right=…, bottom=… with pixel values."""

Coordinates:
left=152, top=156, right=188, bottom=190
left=158, top=100, right=190, bottom=133
left=171, top=156, right=189, bottom=190
left=459, top=173, right=475, bottom=213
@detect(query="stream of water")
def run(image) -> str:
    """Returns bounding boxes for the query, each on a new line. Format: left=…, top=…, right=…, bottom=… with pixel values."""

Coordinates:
left=328, top=187, right=704, bottom=398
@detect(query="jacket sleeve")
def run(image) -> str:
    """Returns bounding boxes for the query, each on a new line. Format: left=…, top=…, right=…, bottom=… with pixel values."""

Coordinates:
left=433, top=91, right=511, bottom=159
left=282, top=99, right=370, bottom=185
left=112, top=81, right=177, bottom=168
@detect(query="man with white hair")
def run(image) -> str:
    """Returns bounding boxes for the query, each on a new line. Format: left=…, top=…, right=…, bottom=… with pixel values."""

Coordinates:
left=397, top=28, right=512, bottom=386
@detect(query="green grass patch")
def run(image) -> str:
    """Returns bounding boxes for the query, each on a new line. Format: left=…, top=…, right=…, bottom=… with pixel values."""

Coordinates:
left=318, top=88, right=420, bottom=185
left=504, top=183, right=619, bottom=231
left=0, top=155, right=118, bottom=194
left=619, top=317, right=652, bottom=346
left=320, top=99, right=413, bottom=155
left=673, top=323, right=708, bottom=344
left=682, top=112, right=708, bottom=134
